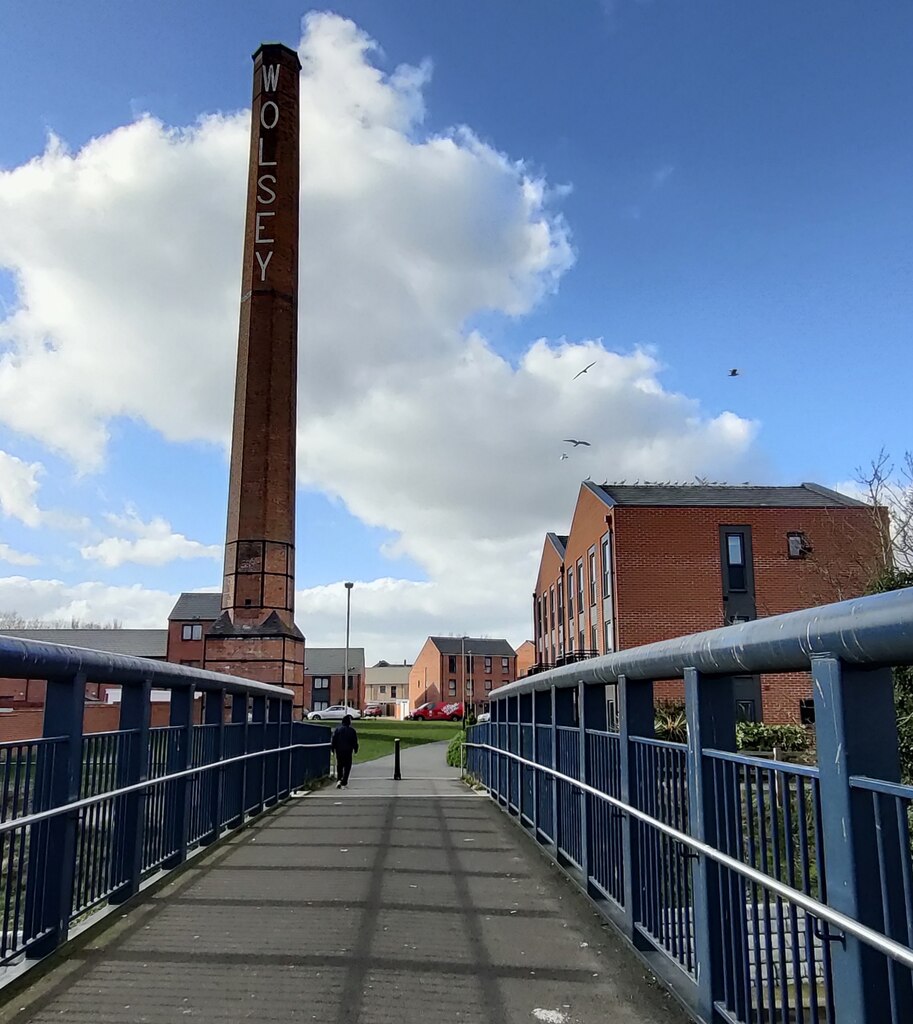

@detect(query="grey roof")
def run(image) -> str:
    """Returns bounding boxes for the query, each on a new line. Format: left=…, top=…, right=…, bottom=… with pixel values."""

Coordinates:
left=304, top=647, right=366, bottom=675
left=546, top=533, right=568, bottom=558
left=428, top=637, right=516, bottom=657
left=168, top=592, right=223, bottom=621
left=0, top=629, right=168, bottom=659
left=588, top=481, right=868, bottom=509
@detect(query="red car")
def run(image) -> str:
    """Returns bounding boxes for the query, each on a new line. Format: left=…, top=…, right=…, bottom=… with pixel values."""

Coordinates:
left=363, top=704, right=383, bottom=718
left=410, top=701, right=464, bottom=722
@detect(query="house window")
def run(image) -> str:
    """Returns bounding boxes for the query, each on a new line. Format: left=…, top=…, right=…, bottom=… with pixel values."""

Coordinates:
left=549, top=586, right=555, bottom=629
left=589, top=550, right=597, bottom=606
left=725, top=532, right=747, bottom=591
left=787, top=532, right=812, bottom=559
left=601, top=534, right=613, bottom=599
left=313, top=676, right=329, bottom=690
left=380, top=685, right=387, bottom=694
left=568, top=635, right=574, bottom=653
left=390, top=686, right=397, bottom=699
left=484, top=679, right=492, bottom=691
left=578, top=630, right=585, bottom=652
left=313, top=700, right=329, bottom=711
left=448, top=655, right=457, bottom=673
left=501, top=657, right=509, bottom=671
left=448, top=679, right=457, bottom=695
left=591, top=625, right=598, bottom=652
left=181, top=623, right=203, bottom=641
left=604, top=620, right=613, bottom=652
left=558, top=578, right=564, bottom=620
left=577, top=559, right=584, bottom=613
left=567, top=569, right=574, bottom=619
left=484, top=655, right=492, bottom=672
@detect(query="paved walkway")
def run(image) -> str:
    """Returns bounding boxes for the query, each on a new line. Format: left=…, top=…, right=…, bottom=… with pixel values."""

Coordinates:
left=3, top=741, right=689, bottom=1024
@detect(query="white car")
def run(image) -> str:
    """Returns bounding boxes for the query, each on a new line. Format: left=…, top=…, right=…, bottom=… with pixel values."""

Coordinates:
left=475, top=712, right=491, bottom=723
left=307, top=705, right=362, bottom=721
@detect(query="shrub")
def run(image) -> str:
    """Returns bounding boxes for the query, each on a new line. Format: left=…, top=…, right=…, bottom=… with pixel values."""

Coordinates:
left=446, top=732, right=465, bottom=767
left=735, top=722, right=810, bottom=753
left=654, top=701, right=687, bottom=744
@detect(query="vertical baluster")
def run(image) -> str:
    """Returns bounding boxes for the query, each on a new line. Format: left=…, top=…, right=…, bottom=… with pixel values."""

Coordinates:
left=111, top=679, right=151, bottom=904
left=813, top=658, right=908, bottom=1024
left=164, top=685, right=195, bottom=868
left=25, top=671, right=85, bottom=958
left=619, top=674, right=653, bottom=949
left=782, top=773, right=805, bottom=1024
left=796, top=777, right=819, bottom=1024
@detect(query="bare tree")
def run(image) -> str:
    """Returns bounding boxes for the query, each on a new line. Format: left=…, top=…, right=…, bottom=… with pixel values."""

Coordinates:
left=855, top=447, right=913, bottom=572
left=0, top=611, right=124, bottom=630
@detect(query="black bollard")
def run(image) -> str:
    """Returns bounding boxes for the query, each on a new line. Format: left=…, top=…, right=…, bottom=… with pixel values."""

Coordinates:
left=393, top=738, right=402, bottom=780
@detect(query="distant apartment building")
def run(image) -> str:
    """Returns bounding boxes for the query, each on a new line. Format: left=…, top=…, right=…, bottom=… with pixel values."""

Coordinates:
left=303, top=647, right=366, bottom=713
left=364, top=661, right=412, bottom=718
left=514, top=640, right=536, bottom=679
left=532, top=482, right=885, bottom=723
left=409, top=637, right=517, bottom=712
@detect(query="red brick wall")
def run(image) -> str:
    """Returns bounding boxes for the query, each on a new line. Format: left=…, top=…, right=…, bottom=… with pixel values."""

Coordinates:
left=0, top=700, right=191, bottom=743
left=532, top=491, right=884, bottom=724
left=409, top=639, right=443, bottom=708
left=166, top=620, right=210, bottom=666
left=613, top=504, right=881, bottom=722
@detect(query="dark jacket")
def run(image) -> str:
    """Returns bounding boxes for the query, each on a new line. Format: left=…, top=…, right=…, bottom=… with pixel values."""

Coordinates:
left=331, top=724, right=359, bottom=757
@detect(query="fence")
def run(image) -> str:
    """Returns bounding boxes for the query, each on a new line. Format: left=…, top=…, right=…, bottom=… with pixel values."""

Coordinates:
left=465, top=586, right=913, bottom=1024
left=0, top=635, right=330, bottom=971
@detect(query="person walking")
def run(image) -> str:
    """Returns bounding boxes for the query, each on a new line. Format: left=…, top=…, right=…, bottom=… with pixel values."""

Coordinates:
left=331, top=714, right=359, bottom=789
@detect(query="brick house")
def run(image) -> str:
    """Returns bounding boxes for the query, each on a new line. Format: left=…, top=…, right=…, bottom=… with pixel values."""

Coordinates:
left=515, top=640, right=536, bottom=679
left=533, top=482, right=885, bottom=724
left=364, top=662, right=412, bottom=718
left=303, top=647, right=366, bottom=714
left=167, top=592, right=222, bottom=667
left=409, top=637, right=518, bottom=714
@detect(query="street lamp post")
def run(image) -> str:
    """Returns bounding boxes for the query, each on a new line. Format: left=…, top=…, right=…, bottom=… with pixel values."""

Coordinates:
left=344, top=582, right=354, bottom=707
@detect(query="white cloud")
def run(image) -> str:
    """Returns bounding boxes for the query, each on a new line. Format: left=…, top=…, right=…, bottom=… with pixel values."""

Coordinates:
left=0, top=450, right=43, bottom=526
left=0, top=543, right=40, bottom=566
left=0, top=13, right=758, bottom=662
left=0, top=576, right=175, bottom=627
left=80, top=509, right=221, bottom=567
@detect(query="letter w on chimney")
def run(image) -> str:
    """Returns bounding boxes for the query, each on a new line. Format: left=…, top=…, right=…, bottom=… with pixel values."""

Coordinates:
left=262, top=64, right=280, bottom=92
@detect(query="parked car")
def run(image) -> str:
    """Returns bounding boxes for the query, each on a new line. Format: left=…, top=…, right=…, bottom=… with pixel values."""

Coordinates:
left=475, top=711, right=491, bottom=723
left=409, top=701, right=464, bottom=722
left=363, top=704, right=383, bottom=718
left=307, top=705, right=362, bottom=721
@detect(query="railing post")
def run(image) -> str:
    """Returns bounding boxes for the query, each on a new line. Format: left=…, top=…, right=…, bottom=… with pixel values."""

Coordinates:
left=813, top=657, right=909, bottom=1024
left=25, top=671, right=86, bottom=958
left=581, top=683, right=607, bottom=897
left=577, top=682, right=591, bottom=888
left=248, top=695, right=266, bottom=815
left=230, top=693, right=248, bottom=825
left=280, top=698, right=292, bottom=797
left=266, top=697, right=281, bottom=804
left=110, top=676, right=152, bottom=904
left=685, top=667, right=735, bottom=1022
left=164, top=684, right=195, bottom=868
left=201, top=689, right=224, bottom=846
left=551, top=686, right=560, bottom=852
left=619, top=672, right=654, bottom=948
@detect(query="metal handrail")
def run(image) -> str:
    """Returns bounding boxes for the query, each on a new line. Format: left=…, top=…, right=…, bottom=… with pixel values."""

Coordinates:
left=492, top=586, right=913, bottom=699
left=0, top=634, right=294, bottom=698
left=0, top=741, right=331, bottom=836
left=463, top=740, right=913, bottom=973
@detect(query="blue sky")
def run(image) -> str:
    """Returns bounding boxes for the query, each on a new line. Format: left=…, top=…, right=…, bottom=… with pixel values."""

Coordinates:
left=0, top=2, right=911, bottom=657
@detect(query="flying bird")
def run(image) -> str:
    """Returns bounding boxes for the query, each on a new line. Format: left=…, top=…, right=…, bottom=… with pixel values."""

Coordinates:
left=573, top=361, right=596, bottom=380
left=559, top=453, right=569, bottom=461
left=563, top=439, right=591, bottom=447
left=728, top=368, right=740, bottom=377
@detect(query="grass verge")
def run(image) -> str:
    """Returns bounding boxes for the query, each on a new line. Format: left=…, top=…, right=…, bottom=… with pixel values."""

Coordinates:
left=350, top=719, right=462, bottom=764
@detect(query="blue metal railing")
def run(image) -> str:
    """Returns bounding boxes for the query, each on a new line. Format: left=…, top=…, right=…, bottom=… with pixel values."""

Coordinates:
left=0, top=635, right=331, bottom=973
left=465, top=586, right=913, bottom=1024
